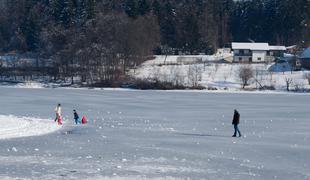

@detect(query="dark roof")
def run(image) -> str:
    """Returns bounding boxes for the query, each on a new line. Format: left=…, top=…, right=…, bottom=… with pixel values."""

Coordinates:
left=300, top=47, right=310, bottom=59
left=304, top=38, right=310, bottom=42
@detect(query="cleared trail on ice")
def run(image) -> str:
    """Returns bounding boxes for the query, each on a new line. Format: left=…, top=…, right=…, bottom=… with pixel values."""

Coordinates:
left=0, top=115, right=61, bottom=139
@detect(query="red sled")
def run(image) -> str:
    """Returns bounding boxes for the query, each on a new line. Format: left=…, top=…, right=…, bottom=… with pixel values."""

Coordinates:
left=82, top=116, right=87, bottom=124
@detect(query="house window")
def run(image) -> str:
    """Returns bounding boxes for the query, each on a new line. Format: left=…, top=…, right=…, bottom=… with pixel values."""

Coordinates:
left=249, top=57, right=252, bottom=62
left=257, top=57, right=262, bottom=61
left=239, top=57, right=242, bottom=61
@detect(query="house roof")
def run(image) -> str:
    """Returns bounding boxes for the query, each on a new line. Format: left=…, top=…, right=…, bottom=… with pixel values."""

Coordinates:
left=269, top=46, right=286, bottom=51
left=232, top=43, right=269, bottom=50
left=300, top=47, right=310, bottom=59
left=231, top=42, right=286, bottom=51
left=303, top=38, right=310, bottom=42
left=286, top=45, right=297, bottom=49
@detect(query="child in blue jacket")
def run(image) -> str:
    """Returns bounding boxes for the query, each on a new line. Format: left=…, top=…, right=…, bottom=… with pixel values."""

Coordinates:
left=73, top=110, right=81, bottom=124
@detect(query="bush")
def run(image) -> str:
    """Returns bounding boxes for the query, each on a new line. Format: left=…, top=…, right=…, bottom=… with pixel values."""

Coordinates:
left=123, top=78, right=205, bottom=90
left=259, top=85, right=276, bottom=90
left=303, top=73, right=310, bottom=85
left=237, top=65, right=254, bottom=89
left=188, top=85, right=206, bottom=90
left=207, top=86, right=218, bottom=90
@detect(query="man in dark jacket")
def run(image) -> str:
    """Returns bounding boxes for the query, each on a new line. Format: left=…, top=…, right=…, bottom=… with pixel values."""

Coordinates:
left=232, top=109, right=242, bottom=137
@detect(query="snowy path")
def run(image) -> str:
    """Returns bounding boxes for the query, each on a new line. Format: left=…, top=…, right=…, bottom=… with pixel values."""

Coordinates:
left=0, top=115, right=61, bottom=140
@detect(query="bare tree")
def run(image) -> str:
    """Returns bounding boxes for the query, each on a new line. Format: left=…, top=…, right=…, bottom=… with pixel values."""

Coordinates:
left=285, top=77, right=293, bottom=91
left=303, top=73, right=310, bottom=85
left=293, top=81, right=305, bottom=92
left=237, top=65, right=254, bottom=89
left=223, top=73, right=228, bottom=83
left=214, top=63, right=220, bottom=73
left=188, top=64, right=202, bottom=87
left=170, top=65, right=185, bottom=87
left=254, top=67, right=264, bottom=89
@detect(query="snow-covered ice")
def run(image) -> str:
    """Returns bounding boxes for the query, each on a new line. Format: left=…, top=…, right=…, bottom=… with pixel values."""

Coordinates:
left=0, top=87, right=310, bottom=179
left=0, top=115, right=60, bottom=140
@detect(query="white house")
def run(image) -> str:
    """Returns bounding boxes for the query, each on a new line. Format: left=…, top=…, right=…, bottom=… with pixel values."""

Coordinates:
left=232, top=42, right=286, bottom=63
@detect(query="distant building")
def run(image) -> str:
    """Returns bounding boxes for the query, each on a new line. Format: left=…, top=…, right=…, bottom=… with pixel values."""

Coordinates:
left=215, top=48, right=233, bottom=62
left=231, top=42, right=286, bottom=63
left=300, top=47, right=310, bottom=70
left=216, top=48, right=231, bottom=56
left=286, top=45, right=298, bottom=54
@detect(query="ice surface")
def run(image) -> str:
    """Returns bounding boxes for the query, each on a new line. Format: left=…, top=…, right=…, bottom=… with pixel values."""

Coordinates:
left=0, top=87, right=309, bottom=179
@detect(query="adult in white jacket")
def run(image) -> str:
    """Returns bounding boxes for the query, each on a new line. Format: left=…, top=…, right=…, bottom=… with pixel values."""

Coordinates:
left=54, top=103, right=61, bottom=122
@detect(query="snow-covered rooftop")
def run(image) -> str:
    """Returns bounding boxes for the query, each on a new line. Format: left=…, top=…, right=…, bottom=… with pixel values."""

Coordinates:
left=269, top=46, right=286, bottom=51
left=300, top=47, right=310, bottom=59
left=232, top=42, right=286, bottom=51
left=232, top=43, right=269, bottom=50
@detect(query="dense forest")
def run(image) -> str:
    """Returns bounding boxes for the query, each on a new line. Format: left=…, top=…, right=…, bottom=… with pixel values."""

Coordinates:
left=0, top=0, right=309, bottom=86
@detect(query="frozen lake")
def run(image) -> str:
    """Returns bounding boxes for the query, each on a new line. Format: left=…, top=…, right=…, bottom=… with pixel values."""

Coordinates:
left=0, top=87, right=309, bottom=180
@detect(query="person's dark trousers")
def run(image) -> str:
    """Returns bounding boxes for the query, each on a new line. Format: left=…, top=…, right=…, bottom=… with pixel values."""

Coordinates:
left=233, top=124, right=242, bottom=137
left=54, top=113, right=58, bottom=122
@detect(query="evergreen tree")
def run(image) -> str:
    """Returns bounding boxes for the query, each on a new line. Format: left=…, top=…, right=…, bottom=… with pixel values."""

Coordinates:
left=85, top=0, right=96, bottom=20
left=138, top=0, right=150, bottom=16
left=175, top=1, right=201, bottom=53
left=50, top=0, right=74, bottom=27
left=263, top=0, right=279, bottom=44
left=125, top=0, right=138, bottom=18
left=151, top=0, right=160, bottom=16
left=0, top=0, right=308, bottom=55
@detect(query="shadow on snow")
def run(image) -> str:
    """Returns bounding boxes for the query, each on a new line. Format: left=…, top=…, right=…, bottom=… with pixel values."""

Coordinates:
left=176, top=132, right=230, bottom=138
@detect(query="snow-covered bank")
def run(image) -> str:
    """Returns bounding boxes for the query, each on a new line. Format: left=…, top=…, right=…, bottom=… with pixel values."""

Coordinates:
left=0, top=115, right=61, bottom=140
left=2, top=81, right=310, bottom=96
left=1, top=55, right=310, bottom=94
left=133, top=56, right=310, bottom=92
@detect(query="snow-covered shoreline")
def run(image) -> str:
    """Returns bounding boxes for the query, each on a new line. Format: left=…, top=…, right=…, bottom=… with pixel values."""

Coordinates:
left=1, top=81, right=310, bottom=96
left=1, top=55, right=310, bottom=95
left=132, top=56, right=310, bottom=93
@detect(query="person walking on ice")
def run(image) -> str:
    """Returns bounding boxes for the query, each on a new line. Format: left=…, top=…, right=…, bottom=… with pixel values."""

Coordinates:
left=54, top=103, right=62, bottom=125
left=73, top=109, right=81, bottom=124
left=232, top=109, right=241, bottom=137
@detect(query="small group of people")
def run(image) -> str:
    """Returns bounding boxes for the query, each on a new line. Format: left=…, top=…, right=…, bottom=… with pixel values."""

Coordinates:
left=55, top=103, right=240, bottom=136
left=73, top=109, right=87, bottom=124
left=54, top=103, right=87, bottom=125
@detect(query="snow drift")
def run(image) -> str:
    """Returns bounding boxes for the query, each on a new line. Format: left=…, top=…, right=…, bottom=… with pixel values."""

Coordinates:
left=0, top=115, right=61, bottom=140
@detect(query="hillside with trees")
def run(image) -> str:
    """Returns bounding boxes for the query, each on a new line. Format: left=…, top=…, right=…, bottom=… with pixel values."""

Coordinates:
left=0, top=0, right=309, bottom=86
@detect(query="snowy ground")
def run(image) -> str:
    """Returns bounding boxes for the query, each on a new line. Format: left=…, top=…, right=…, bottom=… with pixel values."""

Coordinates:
left=133, top=56, right=310, bottom=91
left=0, top=87, right=310, bottom=179
left=1, top=56, right=310, bottom=93
left=0, top=115, right=60, bottom=140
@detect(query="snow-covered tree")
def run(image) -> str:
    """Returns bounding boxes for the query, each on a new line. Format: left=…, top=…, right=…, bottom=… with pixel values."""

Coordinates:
left=237, top=65, right=254, bottom=89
